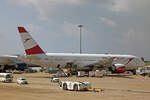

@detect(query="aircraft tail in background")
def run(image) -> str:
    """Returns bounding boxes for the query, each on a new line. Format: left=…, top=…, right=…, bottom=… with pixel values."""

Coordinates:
left=18, top=27, right=45, bottom=55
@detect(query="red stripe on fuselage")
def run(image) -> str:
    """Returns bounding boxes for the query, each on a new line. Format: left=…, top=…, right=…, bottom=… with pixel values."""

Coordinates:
left=25, top=45, right=44, bottom=55
left=18, top=27, right=28, bottom=33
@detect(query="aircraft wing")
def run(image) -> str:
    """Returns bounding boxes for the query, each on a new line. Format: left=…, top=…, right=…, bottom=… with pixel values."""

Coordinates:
left=0, top=57, right=17, bottom=66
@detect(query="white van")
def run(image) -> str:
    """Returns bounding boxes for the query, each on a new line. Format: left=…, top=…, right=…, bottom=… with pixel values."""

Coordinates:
left=0, top=73, right=13, bottom=83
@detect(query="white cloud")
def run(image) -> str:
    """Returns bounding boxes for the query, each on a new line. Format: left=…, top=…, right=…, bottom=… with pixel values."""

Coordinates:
left=109, top=0, right=129, bottom=12
left=100, top=17, right=116, bottom=27
left=8, top=0, right=150, bottom=20
left=8, top=0, right=83, bottom=20
left=8, top=0, right=51, bottom=21
left=9, top=0, right=82, bottom=6
left=108, top=0, right=150, bottom=13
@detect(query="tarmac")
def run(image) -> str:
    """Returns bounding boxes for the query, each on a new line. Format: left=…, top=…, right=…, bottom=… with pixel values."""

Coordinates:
left=0, top=72, right=150, bottom=100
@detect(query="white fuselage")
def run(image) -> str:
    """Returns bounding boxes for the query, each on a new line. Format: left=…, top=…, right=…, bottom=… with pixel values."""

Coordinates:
left=25, top=53, right=144, bottom=70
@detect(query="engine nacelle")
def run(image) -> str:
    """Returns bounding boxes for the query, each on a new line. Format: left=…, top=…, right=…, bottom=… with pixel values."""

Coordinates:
left=111, top=64, right=126, bottom=73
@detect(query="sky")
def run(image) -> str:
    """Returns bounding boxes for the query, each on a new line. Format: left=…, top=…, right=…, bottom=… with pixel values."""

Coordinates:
left=0, top=0, right=150, bottom=60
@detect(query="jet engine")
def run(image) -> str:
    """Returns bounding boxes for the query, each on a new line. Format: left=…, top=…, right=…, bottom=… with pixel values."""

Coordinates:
left=110, top=64, right=126, bottom=73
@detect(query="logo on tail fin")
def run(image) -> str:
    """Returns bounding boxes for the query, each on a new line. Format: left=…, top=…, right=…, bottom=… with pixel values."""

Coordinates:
left=24, top=38, right=31, bottom=43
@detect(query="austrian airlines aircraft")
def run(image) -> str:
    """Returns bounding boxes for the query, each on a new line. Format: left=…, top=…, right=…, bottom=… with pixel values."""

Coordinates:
left=17, top=27, right=144, bottom=74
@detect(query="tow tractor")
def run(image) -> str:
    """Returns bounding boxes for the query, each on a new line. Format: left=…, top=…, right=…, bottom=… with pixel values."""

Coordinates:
left=60, top=81, right=102, bottom=92
left=60, top=81, right=91, bottom=91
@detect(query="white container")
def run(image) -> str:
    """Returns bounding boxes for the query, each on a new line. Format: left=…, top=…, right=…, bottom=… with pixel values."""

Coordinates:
left=95, top=70, right=103, bottom=77
left=77, top=71, right=85, bottom=77
left=89, top=71, right=95, bottom=77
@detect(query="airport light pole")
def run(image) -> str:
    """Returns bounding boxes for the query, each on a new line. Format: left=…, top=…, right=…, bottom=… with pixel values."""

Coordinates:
left=78, top=25, right=83, bottom=54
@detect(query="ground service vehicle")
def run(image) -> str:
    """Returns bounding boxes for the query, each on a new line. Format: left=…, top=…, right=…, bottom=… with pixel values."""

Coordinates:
left=51, top=77, right=60, bottom=83
left=17, top=78, right=28, bottom=84
left=137, top=66, right=150, bottom=76
left=0, top=73, right=13, bottom=83
left=60, top=81, right=91, bottom=91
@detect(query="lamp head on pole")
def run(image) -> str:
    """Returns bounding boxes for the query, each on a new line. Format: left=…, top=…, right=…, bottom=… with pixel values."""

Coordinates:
left=78, top=25, right=83, bottom=28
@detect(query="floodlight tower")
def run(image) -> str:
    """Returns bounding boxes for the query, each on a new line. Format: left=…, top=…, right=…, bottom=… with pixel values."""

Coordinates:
left=78, top=25, right=83, bottom=54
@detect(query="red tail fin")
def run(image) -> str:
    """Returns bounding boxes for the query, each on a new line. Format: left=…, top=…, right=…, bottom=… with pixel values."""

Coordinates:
left=18, top=27, right=45, bottom=55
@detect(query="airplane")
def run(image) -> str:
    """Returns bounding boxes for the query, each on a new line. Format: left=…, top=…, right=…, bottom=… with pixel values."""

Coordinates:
left=17, top=27, right=144, bottom=74
left=0, top=55, right=17, bottom=72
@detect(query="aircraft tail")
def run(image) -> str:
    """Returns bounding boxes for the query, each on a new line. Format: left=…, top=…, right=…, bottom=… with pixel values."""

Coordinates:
left=18, top=27, right=45, bottom=55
